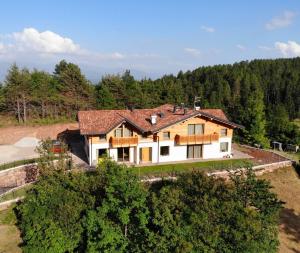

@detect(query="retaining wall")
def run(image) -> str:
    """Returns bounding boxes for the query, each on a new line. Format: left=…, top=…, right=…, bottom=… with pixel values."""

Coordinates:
left=0, top=164, right=38, bottom=188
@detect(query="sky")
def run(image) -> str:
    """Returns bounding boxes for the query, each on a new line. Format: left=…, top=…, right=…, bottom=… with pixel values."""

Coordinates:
left=0, top=0, right=300, bottom=81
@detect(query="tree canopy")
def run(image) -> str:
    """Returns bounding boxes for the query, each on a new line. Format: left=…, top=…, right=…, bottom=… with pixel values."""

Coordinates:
left=17, top=160, right=283, bottom=252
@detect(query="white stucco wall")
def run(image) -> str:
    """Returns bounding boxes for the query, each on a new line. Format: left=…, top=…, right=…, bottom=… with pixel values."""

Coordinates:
left=158, top=140, right=187, bottom=163
left=202, top=137, right=232, bottom=159
left=88, top=136, right=233, bottom=165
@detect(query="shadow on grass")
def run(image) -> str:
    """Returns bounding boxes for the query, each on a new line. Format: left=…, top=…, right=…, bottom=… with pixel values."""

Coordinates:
left=280, top=207, right=300, bottom=252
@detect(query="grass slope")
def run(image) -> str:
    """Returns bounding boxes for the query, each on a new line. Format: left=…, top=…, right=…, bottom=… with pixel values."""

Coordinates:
left=133, top=159, right=252, bottom=177
left=0, top=205, right=22, bottom=253
left=260, top=166, right=300, bottom=253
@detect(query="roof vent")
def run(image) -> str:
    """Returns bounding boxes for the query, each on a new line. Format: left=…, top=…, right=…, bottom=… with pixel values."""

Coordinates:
left=151, top=114, right=157, bottom=125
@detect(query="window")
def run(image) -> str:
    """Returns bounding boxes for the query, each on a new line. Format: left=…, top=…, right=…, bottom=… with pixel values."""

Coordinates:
left=114, top=125, right=133, bottom=137
left=220, top=129, right=227, bottom=137
left=160, top=146, right=170, bottom=156
left=220, top=142, right=229, bottom=152
left=188, top=124, right=204, bottom=135
left=99, top=134, right=106, bottom=141
left=123, top=127, right=133, bottom=137
left=163, top=131, right=170, bottom=140
left=98, top=148, right=107, bottom=158
left=115, top=128, right=123, bottom=137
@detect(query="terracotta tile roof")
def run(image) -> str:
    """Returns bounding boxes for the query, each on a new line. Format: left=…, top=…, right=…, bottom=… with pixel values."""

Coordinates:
left=78, top=104, right=242, bottom=135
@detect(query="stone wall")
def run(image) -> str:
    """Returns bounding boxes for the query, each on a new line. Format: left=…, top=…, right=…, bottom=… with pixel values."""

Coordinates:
left=0, top=164, right=38, bottom=188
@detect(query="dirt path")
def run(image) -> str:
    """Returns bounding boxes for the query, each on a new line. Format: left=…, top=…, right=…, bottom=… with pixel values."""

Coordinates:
left=0, top=123, right=78, bottom=145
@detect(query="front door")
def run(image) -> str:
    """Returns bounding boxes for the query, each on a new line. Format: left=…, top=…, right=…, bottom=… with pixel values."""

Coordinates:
left=140, top=147, right=152, bottom=162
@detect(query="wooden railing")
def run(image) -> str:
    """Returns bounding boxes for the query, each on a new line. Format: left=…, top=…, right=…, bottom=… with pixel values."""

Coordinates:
left=175, top=133, right=219, bottom=145
left=110, top=136, right=139, bottom=147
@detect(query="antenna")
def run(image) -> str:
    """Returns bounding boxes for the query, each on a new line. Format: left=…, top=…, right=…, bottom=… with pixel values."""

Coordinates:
left=194, top=96, right=201, bottom=110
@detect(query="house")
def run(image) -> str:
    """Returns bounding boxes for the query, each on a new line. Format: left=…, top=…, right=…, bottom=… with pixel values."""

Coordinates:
left=78, top=104, right=242, bottom=166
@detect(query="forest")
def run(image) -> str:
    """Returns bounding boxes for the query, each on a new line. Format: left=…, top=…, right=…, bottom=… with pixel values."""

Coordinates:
left=0, top=58, right=300, bottom=147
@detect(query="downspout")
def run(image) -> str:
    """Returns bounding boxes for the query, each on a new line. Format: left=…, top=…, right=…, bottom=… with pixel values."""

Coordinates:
left=91, top=136, right=93, bottom=166
left=157, top=135, right=160, bottom=164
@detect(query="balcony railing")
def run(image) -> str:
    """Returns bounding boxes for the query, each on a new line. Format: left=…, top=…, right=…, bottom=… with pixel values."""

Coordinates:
left=175, top=133, right=219, bottom=145
left=110, top=136, right=139, bottom=148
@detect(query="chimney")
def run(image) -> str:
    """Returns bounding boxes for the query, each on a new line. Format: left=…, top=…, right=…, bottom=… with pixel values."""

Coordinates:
left=194, top=96, right=201, bottom=110
left=173, top=106, right=177, bottom=113
left=181, top=103, right=185, bottom=109
left=184, top=108, right=188, bottom=115
left=151, top=114, right=157, bottom=125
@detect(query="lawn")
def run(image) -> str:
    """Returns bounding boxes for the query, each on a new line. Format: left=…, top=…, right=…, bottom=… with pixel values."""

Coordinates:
left=132, top=159, right=252, bottom=177
left=260, top=166, right=300, bottom=253
left=0, top=205, right=22, bottom=253
left=0, top=184, right=33, bottom=202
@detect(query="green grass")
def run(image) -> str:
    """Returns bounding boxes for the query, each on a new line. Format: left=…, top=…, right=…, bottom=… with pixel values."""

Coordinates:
left=0, top=205, right=22, bottom=253
left=0, top=184, right=33, bottom=203
left=0, top=158, right=38, bottom=171
left=0, top=156, right=60, bottom=171
left=131, top=159, right=252, bottom=177
left=0, top=205, right=17, bottom=225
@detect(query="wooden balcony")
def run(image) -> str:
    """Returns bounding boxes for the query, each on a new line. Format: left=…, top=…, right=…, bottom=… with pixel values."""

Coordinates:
left=175, top=133, right=219, bottom=145
left=110, top=136, right=139, bottom=148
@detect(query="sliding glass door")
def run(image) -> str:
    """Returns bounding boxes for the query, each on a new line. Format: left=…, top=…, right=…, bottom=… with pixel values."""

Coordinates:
left=117, top=147, right=130, bottom=162
left=187, top=145, right=202, bottom=159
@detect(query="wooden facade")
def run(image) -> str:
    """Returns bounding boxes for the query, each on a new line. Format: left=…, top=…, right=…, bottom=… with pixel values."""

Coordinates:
left=88, top=115, right=233, bottom=146
left=175, top=133, right=219, bottom=145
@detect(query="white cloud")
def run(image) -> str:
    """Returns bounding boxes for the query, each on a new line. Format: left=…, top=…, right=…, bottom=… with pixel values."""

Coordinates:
left=265, top=11, right=296, bottom=30
left=275, top=40, right=300, bottom=57
left=201, top=25, right=215, bottom=33
left=184, top=47, right=201, bottom=56
left=236, top=44, right=246, bottom=51
left=11, top=28, right=81, bottom=54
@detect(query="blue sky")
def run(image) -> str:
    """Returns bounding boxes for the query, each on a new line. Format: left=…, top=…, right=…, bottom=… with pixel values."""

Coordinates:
left=0, top=0, right=300, bottom=81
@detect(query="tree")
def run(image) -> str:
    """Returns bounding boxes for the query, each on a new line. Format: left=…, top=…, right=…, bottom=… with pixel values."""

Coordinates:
left=4, top=64, right=31, bottom=123
left=240, top=74, right=269, bottom=147
left=54, top=60, right=95, bottom=115
left=95, top=83, right=117, bottom=109
left=86, top=159, right=150, bottom=252
left=17, top=171, right=94, bottom=253
left=148, top=170, right=282, bottom=252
